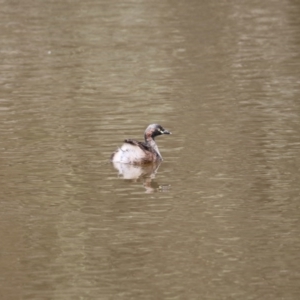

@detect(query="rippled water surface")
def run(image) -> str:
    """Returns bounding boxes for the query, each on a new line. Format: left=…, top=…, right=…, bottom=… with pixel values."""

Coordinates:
left=1, top=0, right=300, bottom=299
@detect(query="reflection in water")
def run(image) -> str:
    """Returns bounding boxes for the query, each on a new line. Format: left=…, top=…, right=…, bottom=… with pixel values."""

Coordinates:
left=112, top=161, right=170, bottom=193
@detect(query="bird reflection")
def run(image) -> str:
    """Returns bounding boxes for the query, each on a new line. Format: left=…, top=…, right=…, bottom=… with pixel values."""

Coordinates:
left=111, top=161, right=170, bottom=193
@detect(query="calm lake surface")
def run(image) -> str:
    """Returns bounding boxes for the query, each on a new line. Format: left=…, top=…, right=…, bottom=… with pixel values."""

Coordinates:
left=1, top=0, right=300, bottom=299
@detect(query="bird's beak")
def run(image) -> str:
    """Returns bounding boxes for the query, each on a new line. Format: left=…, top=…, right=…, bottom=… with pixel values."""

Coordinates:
left=163, top=129, right=171, bottom=135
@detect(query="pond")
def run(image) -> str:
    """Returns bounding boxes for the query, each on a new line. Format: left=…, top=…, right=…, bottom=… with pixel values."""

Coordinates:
left=1, top=0, right=300, bottom=299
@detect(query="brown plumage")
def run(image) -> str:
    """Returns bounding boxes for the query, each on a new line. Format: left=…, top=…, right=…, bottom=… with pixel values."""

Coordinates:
left=110, top=124, right=171, bottom=164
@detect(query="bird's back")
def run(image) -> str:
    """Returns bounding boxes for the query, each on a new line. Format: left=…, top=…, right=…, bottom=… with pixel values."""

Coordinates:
left=111, top=139, right=159, bottom=164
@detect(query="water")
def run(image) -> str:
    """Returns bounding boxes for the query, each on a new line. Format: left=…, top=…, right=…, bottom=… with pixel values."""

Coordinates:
left=1, top=0, right=300, bottom=299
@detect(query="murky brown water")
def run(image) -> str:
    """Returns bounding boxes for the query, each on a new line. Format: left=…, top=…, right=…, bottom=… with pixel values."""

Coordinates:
left=1, top=0, right=300, bottom=299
